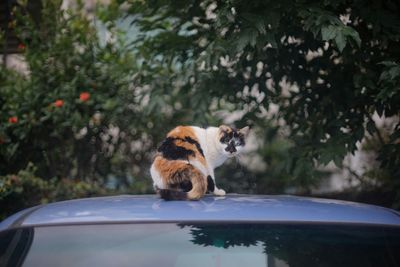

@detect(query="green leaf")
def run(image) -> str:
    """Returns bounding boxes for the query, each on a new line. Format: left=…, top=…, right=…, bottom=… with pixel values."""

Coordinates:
left=248, top=28, right=258, bottom=47
left=321, top=25, right=336, bottom=41
left=235, top=28, right=258, bottom=51
left=366, top=120, right=376, bottom=135
left=319, top=152, right=332, bottom=165
left=254, top=19, right=266, bottom=35
left=265, top=33, right=277, bottom=48
left=376, top=104, right=384, bottom=117
left=334, top=31, right=346, bottom=52
left=333, top=155, right=343, bottom=168
left=103, top=99, right=118, bottom=110
left=388, top=66, right=400, bottom=79
left=389, top=129, right=400, bottom=143
left=350, top=30, right=361, bottom=47
left=242, top=13, right=266, bottom=34
left=379, top=61, right=398, bottom=67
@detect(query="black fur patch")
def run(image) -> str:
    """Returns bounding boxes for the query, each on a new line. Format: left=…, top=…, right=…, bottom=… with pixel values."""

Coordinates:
left=159, top=189, right=187, bottom=201
left=179, top=180, right=193, bottom=192
left=225, top=141, right=237, bottom=153
left=207, top=175, right=215, bottom=192
left=238, top=137, right=245, bottom=146
left=158, top=137, right=195, bottom=160
left=220, top=129, right=245, bottom=147
left=220, top=134, right=229, bottom=143
left=158, top=136, right=205, bottom=160
left=182, top=136, right=205, bottom=157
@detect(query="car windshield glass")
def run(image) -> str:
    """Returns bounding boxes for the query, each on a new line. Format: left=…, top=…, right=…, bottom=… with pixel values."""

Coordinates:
left=1, top=223, right=400, bottom=267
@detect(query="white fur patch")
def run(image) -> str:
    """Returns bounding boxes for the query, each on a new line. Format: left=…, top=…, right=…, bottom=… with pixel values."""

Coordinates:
left=214, top=188, right=226, bottom=196
left=189, top=159, right=209, bottom=178
left=150, top=163, right=164, bottom=189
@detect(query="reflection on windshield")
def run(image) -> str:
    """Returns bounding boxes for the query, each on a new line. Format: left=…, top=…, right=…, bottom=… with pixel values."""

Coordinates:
left=0, top=223, right=399, bottom=267
left=179, top=223, right=400, bottom=267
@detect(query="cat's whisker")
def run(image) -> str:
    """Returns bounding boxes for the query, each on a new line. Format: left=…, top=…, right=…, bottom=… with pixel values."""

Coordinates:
left=235, top=154, right=246, bottom=173
left=235, top=154, right=244, bottom=162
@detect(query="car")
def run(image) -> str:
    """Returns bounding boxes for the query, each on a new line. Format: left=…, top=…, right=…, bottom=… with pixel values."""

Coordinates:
left=0, top=194, right=400, bottom=267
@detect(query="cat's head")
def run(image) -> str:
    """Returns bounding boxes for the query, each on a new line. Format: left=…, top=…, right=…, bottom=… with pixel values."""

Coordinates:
left=217, top=125, right=250, bottom=157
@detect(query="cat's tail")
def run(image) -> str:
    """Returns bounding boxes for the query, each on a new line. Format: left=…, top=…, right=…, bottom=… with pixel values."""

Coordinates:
left=186, top=167, right=207, bottom=200
left=158, top=189, right=188, bottom=200
left=159, top=166, right=207, bottom=201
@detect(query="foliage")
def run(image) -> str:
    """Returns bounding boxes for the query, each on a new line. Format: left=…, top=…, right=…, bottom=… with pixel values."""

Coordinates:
left=0, top=0, right=155, bottom=218
left=0, top=163, right=111, bottom=219
left=0, top=1, right=147, bottom=183
left=109, top=0, right=400, bottom=189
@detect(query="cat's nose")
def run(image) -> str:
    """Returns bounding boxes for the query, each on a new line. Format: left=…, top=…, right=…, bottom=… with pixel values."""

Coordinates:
left=225, top=144, right=237, bottom=153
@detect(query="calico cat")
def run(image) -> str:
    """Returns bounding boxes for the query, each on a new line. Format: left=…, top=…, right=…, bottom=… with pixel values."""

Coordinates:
left=150, top=125, right=249, bottom=200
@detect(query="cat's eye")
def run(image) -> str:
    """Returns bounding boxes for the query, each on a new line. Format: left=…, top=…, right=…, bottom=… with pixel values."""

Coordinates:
left=220, top=133, right=230, bottom=144
left=235, top=140, right=243, bottom=146
left=221, top=138, right=230, bottom=144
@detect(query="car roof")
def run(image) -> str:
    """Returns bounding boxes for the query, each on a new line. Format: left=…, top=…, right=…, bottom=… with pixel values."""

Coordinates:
left=1, top=194, right=400, bottom=231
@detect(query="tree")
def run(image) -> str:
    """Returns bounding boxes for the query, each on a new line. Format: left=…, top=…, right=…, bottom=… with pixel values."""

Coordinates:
left=0, top=0, right=154, bottom=217
left=106, top=0, right=400, bottom=198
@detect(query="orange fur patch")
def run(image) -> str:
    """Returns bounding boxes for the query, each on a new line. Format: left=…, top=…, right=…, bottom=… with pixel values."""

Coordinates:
left=167, top=126, right=196, bottom=139
left=187, top=168, right=207, bottom=200
left=153, top=155, right=207, bottom=199
left=218, top=125, right=232, bottom=139
left=154, top=156, right=187, bottom=184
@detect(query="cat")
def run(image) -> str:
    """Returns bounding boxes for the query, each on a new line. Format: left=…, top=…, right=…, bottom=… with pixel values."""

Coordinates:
left=150, top=125, right=250, bottom=200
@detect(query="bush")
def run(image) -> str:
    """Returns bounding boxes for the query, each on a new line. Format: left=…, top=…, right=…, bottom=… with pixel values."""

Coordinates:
left=0, top=1, right=146, bottom=182
left=0, top=1, right=156, bottom=219
left=0, top=163, right=111, bottom=220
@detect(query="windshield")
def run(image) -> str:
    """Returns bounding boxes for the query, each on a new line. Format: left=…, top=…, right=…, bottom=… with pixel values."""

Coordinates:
left=1, top=223, right=399, bottom=267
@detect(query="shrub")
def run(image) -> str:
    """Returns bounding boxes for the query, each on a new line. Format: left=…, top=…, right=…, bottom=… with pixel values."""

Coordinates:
left=0, top=163, right=111, bottom=220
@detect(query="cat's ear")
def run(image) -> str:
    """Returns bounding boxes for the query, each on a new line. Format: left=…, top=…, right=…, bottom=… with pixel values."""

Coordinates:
left=219, top=125, right=231, bottom=133
left=239, top=126, right=250, bottom=137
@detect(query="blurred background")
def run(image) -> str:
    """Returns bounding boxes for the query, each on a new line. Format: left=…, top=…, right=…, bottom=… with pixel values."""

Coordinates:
left=1, top=0, right=399, bottom=220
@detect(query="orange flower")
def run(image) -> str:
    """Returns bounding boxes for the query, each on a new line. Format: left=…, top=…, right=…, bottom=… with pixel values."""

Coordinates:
left=18, top=43, right=26, bottom=50
left=79, top=92, right=90, bottom=102
left=8, top=116, right=18, bottom=124
left=54, top=99, right=64, bottom=107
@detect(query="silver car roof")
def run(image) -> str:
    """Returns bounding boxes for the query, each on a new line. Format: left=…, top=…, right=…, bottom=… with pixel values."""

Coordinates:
left=1, top=194, right=400, bottom=231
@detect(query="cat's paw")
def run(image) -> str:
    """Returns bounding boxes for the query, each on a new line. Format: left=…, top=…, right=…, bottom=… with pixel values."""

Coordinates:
left=214, top=188, right=226, bottom=196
